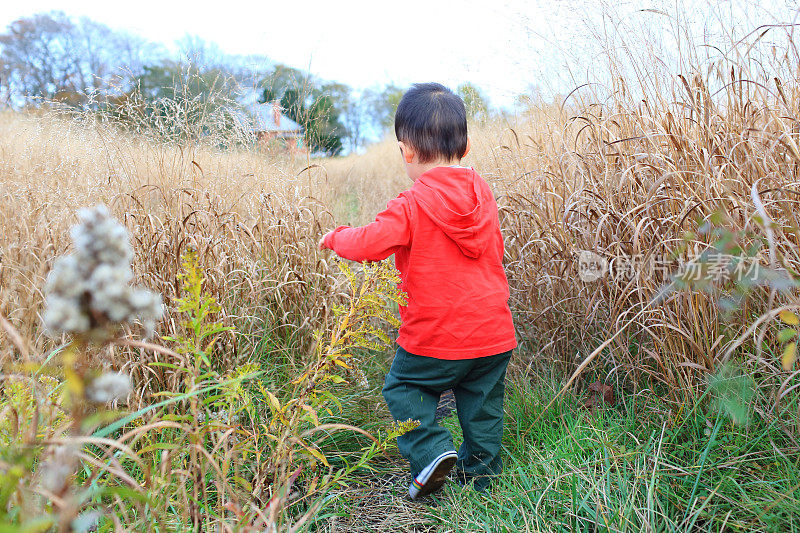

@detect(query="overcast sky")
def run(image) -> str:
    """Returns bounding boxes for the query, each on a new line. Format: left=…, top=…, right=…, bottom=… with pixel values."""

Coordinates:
left=1, top=1, right=797, bottom=108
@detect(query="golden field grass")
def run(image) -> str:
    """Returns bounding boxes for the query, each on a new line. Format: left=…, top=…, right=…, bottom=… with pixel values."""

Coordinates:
left=3, top=49, right=800, bottom=403
left=2, top=22, right=800, bottom=528
left=326, top=71, right=800, bottom=410
left=0, top=110, right=337, bottom=364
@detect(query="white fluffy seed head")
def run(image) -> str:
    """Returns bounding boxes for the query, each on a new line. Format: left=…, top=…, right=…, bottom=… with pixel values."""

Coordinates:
left=42, top=205, right=163, bottom=339
left=38, top=445, right=78, bottom=493
left=87, top=372, right=132, bottom=403
left=42, top=296, right=91, bottom=334
left=71, top=205, right=134, bottom=268
left=45, top=256, right=86, bottom=299
left=72, top=511, right=101, bottom=533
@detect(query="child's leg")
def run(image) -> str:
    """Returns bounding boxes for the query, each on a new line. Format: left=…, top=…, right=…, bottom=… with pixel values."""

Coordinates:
left=452, top=350, right=512, bottom=491
left=381, top=346, right=458, bottom=478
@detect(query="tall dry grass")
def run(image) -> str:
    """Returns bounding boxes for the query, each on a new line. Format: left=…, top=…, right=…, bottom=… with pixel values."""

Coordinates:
left=486, top=60, right=800, bottom=405
left=0, top=104, right=397, bottom=529
left=2, top=18, right=800, bottom=420
left=319, top=25, right=800, bottom=424
left=2, top=7, right=799, bottom=530
left=0, top=110, right=341, bottom=376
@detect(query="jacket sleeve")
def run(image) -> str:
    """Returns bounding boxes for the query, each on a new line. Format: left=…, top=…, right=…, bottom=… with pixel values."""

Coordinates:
left=323, top=195, right=412, bottom=262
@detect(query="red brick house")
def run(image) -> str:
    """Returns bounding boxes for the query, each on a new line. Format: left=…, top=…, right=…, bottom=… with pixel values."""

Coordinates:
left=247, top=100, right=305, bottom=154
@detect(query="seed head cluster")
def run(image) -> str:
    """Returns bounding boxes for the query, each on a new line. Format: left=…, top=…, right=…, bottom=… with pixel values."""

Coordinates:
left=43, top=205, right=163, bottom=338
left=38, top=444, right=78, bottom=493
left=86, top=371, right=133, bottom=403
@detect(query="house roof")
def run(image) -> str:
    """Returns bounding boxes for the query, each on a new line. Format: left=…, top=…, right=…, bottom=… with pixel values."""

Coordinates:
left=245, top=101, right=303, bottom=133
left=231, top=90, right=304, bottom=136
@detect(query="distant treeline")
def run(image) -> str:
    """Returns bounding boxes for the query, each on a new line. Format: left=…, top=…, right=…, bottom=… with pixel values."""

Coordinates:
left=0, top=11, right=494, bottom=154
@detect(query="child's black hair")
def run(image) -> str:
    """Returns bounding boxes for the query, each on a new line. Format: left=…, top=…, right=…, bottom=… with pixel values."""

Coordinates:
left=394, top=82, right=467, bottom=163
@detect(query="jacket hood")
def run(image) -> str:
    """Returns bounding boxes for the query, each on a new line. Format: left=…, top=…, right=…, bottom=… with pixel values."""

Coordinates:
left=410, top=166, right=494, bottom=258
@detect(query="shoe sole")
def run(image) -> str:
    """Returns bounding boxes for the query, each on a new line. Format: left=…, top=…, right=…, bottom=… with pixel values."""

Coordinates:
left=413, top=456, right=457, bottom=498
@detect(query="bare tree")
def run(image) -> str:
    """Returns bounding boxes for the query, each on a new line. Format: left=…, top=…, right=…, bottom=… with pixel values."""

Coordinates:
left=341, top=93, right=365, bottom=152
left=0, top=11, right=157, bottom=108
left=0, top=12, right=77, bottom=103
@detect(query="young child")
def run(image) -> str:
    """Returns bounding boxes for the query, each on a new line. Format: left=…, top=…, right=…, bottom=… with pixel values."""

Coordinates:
left=319, top=82, right=516, bottom=499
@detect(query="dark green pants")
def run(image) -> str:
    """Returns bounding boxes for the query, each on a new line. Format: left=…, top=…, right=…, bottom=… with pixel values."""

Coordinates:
left=381, top=346, right=512, bottom=491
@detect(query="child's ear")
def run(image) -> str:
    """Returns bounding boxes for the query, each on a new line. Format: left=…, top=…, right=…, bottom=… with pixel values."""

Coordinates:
left=398, top=141, right=415, bottom=164
left=462, top=136, right=472, bottom=158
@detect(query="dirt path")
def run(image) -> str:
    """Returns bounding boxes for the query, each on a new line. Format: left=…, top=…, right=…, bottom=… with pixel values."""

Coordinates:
left=321, top=391, right=458, bottom=532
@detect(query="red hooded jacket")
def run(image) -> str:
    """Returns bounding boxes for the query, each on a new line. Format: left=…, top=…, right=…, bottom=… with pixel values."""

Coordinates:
left=322, top=166, right=517, bottom=359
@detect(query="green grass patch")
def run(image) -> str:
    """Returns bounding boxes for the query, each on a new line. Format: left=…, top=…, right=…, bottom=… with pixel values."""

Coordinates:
left=313, top=371, right=800, bottom=532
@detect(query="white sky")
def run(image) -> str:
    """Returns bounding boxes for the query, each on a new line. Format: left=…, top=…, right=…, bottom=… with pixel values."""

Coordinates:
left=1, top=0, right=798, bottom=108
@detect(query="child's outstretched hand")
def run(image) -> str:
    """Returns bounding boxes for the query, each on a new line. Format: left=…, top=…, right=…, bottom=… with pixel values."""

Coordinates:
left=318, top=231, right=333, bottom=250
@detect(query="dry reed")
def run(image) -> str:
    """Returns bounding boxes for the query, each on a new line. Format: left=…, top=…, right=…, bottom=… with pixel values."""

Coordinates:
left=2, top=14, right=800, bottom=444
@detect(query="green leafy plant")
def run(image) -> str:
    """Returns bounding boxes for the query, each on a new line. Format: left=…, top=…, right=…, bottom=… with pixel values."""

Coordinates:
left=256, top=260, right=414, bottom=530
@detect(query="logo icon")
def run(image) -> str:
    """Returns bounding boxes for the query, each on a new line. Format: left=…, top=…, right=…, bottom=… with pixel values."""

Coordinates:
left=578, top=251, right=608, bottom=282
